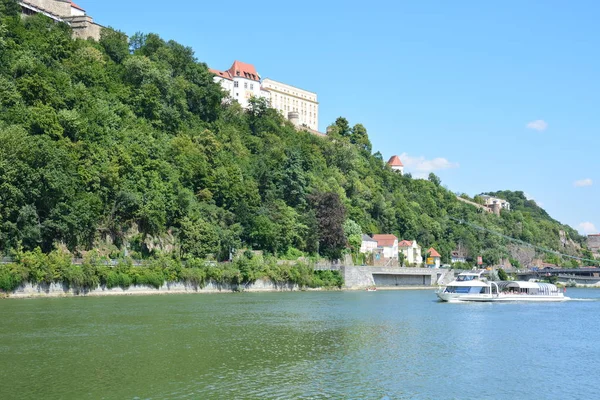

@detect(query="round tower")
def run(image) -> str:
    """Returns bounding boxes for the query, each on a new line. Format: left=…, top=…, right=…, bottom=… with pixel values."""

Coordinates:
left=288, top=111, right=300, bottom=128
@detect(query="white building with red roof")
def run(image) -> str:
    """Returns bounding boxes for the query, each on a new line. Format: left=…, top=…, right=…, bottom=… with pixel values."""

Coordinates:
left=398, top=240, right=423, bottom=266
left=387, top=155, right=404, bottom=175
left=210, top=61, right=267, bottom=109
left=426, top=247, right=441, bottom=268
left=372, top=234, right=399, bottom=261
left=210, top=60, right=319, bottom=131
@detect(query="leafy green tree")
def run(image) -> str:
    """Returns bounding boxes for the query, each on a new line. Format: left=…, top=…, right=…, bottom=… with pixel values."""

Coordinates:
left=99, top=28, right=130, bottom=63
left=350, top=123, right=372, bottom=152
left=497, top=268, right=508, bottom=281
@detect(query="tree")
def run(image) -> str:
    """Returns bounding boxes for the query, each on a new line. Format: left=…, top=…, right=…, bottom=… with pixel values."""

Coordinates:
left=497, top=268, right=508, bottom=281
left=343, top=219, right=362, bottom=257
left=100, top=28, right=130, bottom=63
left=350, top=123, right=372, bottom=152
left=428, top=173, right=441, bottom=186
left=334, top=117, right=351, bottom=137
left=310, top=192, right=346, bottom=260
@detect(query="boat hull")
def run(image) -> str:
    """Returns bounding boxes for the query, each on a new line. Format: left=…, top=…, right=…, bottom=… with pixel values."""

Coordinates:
left=437, top=292, right=569, bottom=303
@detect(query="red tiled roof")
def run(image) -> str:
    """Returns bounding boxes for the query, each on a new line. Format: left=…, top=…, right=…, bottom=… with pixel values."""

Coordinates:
left=227, top=60, right=260, bottom=82
left=388, top=155, right=403, bottom=167
left=372, top=234, right=398, bottom=248
left=209, top=68, right=233, bottom=80
left=428, top=247, right=441, bottom=258
left=71, top=1, right=85, bottom=11
left=398, top=240, right=413, bottom=247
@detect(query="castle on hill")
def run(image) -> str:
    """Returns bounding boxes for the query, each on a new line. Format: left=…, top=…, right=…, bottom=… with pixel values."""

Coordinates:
left=210, top=61, right=320, bottom=132
left=18, top=0, right=103, bottom=40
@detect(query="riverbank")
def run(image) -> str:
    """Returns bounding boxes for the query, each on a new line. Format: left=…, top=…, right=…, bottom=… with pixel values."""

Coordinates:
left=2, top=279, right=324, bottom=299
left=1, top=280, right=442, bottom=299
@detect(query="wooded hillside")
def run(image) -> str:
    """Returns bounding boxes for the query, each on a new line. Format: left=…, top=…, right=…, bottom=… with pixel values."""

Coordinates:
left=0, top=1, right=593, bottom=267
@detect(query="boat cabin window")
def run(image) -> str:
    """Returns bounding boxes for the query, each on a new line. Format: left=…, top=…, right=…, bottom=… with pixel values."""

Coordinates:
left=457, top=275, right=477, bottom=282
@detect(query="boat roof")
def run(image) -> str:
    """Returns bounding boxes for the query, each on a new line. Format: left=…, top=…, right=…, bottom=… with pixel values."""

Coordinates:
left=449, top=280, right=489, bottom=287
left=458, top=269, right=486, bottom=277
left=496, top=281, right=558, bottom=290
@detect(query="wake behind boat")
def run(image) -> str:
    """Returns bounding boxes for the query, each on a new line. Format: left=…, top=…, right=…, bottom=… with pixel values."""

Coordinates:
left=437, top=270, right=569, bottom=303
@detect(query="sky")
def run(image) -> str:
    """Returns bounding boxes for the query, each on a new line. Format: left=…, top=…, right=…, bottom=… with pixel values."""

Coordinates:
left=85, top=0, right=598, bottom=235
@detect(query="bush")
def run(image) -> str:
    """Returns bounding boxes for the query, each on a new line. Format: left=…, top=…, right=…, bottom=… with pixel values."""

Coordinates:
left=0, top=263, right=27, bottom=292
left=0, top=249, right=344, bottom=292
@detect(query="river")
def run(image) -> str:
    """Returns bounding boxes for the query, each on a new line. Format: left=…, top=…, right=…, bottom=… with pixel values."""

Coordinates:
left=1, top=288, right=600, bottom=399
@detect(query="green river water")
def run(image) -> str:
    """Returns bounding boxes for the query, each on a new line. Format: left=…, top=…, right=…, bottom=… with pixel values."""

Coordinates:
left=1, top=289, right=600, bottom=399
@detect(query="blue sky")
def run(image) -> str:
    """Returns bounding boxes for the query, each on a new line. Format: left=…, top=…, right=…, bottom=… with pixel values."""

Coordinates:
left=86, top=0, right=598, bottom=235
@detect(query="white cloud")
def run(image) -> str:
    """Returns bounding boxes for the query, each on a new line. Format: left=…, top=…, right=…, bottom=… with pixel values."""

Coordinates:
left=526, top=120, right=548, bottom=132
left=579, top=222, right=598, bottom=235
left=574, top=178, right=593, bottom=187
left=399, top=153, right=459, bottom=178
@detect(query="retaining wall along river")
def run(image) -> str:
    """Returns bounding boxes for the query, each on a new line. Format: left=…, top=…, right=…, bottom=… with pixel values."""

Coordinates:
left=3, top=279, right=304, bottom=298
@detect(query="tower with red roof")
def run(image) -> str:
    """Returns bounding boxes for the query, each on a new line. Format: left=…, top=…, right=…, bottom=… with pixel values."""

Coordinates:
left=387, top=155, right=404, bottom=175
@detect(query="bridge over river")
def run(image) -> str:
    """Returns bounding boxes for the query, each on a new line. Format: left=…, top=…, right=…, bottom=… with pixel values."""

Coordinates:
left=516, top=268, right=600, bottom=285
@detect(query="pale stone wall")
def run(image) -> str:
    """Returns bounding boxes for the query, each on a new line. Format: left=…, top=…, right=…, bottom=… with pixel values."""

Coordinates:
left=588, top=235, right=600, bottom=256
left=5, top=278, right=304, bottom=298
left=21, top=0, right=71, bottom=17
left=342, top=266, right=453, bottom=289
left=64, top=16, right=102, bottom=41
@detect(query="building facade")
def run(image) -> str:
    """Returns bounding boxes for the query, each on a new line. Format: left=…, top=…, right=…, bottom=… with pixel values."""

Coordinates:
left=19, top=1, right=103, bottom=40
left=360, top=234, right=378, bottom=254
left=372, top=234, right=399, bottom=261
left=480, top=195, right=511, bottom=214
left=209, top=61, right=266, bottom=109
left=210, top=61, right=319, bottom=131
left=399, top=240, right=423, bottom=266
left=261, top=78, right=318, bottom=131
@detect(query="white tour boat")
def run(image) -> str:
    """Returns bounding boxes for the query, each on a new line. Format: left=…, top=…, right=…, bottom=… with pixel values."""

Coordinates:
left=437, top=270, right=569, bottom=302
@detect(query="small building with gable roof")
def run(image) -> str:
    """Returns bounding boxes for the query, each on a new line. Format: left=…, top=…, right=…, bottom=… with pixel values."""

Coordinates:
left=387, top=155, right=404, bottom=175
left=360, top=234, right=378, bottom=254
left=372, top=234, right=399, bottom=262
left=426, top=247, right=441, bottom=268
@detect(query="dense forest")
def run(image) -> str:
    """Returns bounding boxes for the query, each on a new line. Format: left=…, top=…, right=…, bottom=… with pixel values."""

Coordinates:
left=0, top=0, right=595, bottom=283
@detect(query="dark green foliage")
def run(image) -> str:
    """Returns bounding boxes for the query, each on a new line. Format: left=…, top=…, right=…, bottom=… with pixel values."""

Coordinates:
left=0, top=248, right=343, bottom=291
left=310, top=192, right=347, bottom=260
left=497, top=268, right=509, bottom=281
left=0, top=11, right=586, bottom=272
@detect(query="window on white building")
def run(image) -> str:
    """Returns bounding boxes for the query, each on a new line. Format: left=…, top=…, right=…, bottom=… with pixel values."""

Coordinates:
left=234, top=81, right=238, bottom=88
left=244, top=82, right=248, bottom=89
left=250, top=84, right=254, bottom=90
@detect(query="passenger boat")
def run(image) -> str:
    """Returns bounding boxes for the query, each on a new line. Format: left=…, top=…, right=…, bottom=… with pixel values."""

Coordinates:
left=437, top=270, right=569, bottom=302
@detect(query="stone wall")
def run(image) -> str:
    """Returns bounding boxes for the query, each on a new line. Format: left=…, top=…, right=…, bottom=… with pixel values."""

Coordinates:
left=588, top=235, right=600, bottom=256
left=64, top=15, right=102, bottom=41
left=342, top=266, right=453, bottom=289
left=4, top=278, right=303, bottom=298
left=21, top=0, right=71, bottom=18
